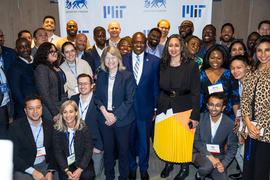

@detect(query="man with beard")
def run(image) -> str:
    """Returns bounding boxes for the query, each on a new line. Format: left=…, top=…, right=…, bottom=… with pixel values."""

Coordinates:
left=219, top=23, right=235, bottom=47
left=56, top=20, right=90, bottom=52
left=42, top=15, right=61, bottom=46
left=193, top=92, right=238, bottom=180
left=106, top=21, right=121, bottom=47
left=31, top=28, right=48, bottom=57
left=122, top=32, right=160, bottom=180
left=87, top=26, right=106, bottom=72
left=75, top=33, right=95, bottom=73
left=157, top=19, right=170, bottom=45
left=257, top=20, right=270, bottom=36
left=146, top=28, right=164, bottom=58
left=7, top=38, right=37, bottom=119
left=246, top=32, right=260, bottom=58
left=179, top=20, right=194, bottom=39
left=0, top=29, right=17, bottom=73
left=197, top=24, right=228, bottom=59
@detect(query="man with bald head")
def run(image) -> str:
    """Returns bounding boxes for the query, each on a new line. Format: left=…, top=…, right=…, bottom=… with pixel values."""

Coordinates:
left=106, top=21, right=121, bottom=47
left=56, top=20, right=90, bottom=51
left=179, top=20, right=194, bottom=39
left=75, top=33, right=95, bottom=73
left=0, top=29, right=17, bottom=73
left=122, top=32, right=160, bottom=180
left=7, top=38, right=37, bottom=119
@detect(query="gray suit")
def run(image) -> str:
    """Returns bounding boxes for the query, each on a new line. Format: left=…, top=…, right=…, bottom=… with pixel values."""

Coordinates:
left=192, top=112, right=238, bottom=180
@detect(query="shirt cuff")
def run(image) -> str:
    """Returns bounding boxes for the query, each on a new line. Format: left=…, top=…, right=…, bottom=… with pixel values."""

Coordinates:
left=25, top=167, right=35, bottom=175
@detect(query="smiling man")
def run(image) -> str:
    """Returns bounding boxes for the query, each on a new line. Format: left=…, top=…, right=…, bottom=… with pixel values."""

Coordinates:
left=42, top=15, right=61, bottom=46
left=257, top=20, right=270, bottom=36
left=7, top=38, right=37, bottom=119
left=122, top=32, right=160, bottom=180
left=219, top=23, right=235, bottom=47
left=106, top=21, right=121, bottom=47
left=179, top=20, right=194, bottom=39
left=146, top=28, right=164, bottom=58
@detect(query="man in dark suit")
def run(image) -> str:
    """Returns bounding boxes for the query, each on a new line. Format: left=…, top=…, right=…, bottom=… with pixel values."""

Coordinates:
left=71, top=73, right=103, bottom=178
left=7, top=38, right=37, bottom=119
left=122, top=32, right=160, bottom=180
left=31, top=28, right=48, bottom=57
left=193, top=92, right=238, bottom=180
left=8, top=94, right=58, bottom=180
left=0, top=29, right=17, bottom=74
left=75, top=33, right=95, bottom=73
left=86, top=26, right=106, bottom=72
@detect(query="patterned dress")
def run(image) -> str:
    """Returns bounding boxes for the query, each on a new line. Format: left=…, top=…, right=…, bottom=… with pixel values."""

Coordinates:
left=200, top=69, right=240, bottom=120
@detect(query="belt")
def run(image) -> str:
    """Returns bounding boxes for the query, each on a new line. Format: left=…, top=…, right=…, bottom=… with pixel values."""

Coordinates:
left=163, top=90, right=190, bottom=97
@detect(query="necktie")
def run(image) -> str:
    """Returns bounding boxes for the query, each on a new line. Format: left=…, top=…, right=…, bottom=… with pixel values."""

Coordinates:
left=134, top=55, right=140, bottom=82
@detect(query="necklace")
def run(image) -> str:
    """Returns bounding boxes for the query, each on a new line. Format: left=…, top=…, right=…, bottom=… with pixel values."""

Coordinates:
left=109, top=74, right=116, bottom=80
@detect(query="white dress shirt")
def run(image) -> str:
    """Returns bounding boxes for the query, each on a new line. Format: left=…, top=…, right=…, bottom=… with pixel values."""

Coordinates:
left=132, top=51, right=144, bottom=84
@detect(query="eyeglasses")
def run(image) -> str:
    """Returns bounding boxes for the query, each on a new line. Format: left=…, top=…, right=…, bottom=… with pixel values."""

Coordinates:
left=178, top=25, right=191, bottom=30
left=104, top=56, right=118, bottom=61
left=208, top=103, right=222, bottom=108
left=78, top=83, right=90, bottom=86
left=0, top=35, right=5, bottom=38
left=49, top=50, right=58, bottom=55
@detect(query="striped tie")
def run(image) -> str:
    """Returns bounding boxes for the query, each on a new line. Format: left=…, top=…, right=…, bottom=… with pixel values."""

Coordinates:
left=134, top=55, right=140, bottom=82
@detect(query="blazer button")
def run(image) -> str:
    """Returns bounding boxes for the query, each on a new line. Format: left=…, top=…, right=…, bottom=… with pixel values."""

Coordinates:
left=136, top=88, right=138, bottom=90
left=112, top=106, right=114, bottom=108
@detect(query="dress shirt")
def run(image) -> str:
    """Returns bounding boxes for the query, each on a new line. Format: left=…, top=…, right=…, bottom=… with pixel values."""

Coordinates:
left=146, top=42, right=161, bottom=58
left=0, top=67, right=9, bottom=107
left=0, top=53, right=3, bottom=67
left=107, top=77, right=115, bottom=111
left=132, top=51, right=144, bottom=84
left=109, top=39, right=120, bottom=47
left=19, top=56, right=33, bottom=64
left=77, top=50, right=84, bottom=59
left=48, top=34, right=62, bottom=46
left=210, top=113, right=223, bottom=141
left=218, top=41, right=231, bottom=47
left=25, top=118, right=45, bottom=174
left=94, top=43, right=105, bottom=57
left=79, top=92, right=93, bottom=121
left=67, top=128, right=75, bottom=155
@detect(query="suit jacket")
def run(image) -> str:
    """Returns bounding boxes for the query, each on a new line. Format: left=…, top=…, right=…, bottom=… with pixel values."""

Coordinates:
left=31, top=46, right=38, bottom=57
left=81, top=51, right=95, bottom=74
left=53, top=124, right=93, bottom=172
left=193, top=112, right=238, bottom=168
left=71, top=93, right=103, bottom=151
left=156, top=60, right=200, bottom=120
left=122, top=52, right=160, bottom=120
left=94, top=70, right=135, bottom=127
left=86, top=45, right=100, bottom=72
left=1, top=46, right=17, bottom=74
left=7, top=117, right=57, bottom=172
left=56, top=36, right=90, bottom=52
left=7, top=57, right=37, bottom=116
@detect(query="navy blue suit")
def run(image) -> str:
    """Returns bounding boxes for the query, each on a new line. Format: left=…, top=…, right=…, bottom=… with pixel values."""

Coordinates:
left=122, top=52, right=160, bottom=171
left=7, top=57, right=37, bottom=118
left=81, top=51, right=95, bottom=75
left=71, top=93, right=103, bottom=151
left=86, top=45, right=100, bottom=72
left=1, top=46, right=17, bottom=73
left=94, top=70, right=135, bottom=180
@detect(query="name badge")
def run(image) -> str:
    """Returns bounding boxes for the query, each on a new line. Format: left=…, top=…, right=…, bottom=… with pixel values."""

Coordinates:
left=245, top=121, right=265, bottom=137
left=236, top=109, right=241, bottom=118
left=36, top=146, right=46, bottom=157
left=75, top=86, right=79, bottom=94
left=67, top=153, right=75, bottom=166
left=206, top=144, right=220, bottom=154
left=208, top=83, right=223, bottom=94
left=0, top=83, right=9, bottom=94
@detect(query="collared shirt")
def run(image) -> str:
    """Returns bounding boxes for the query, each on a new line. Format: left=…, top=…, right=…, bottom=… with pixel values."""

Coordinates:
left=210, top=113, right=223, bottom=140
left=219, top=41, right=231, bottom=47
left=77, top=50, right=84, bottom=59
left=79, top=92, right=93, bottom=121
left=67, top=128, right=75, bottom=155
left=25, top=118, right=45, bottom=174
left=132, top=51, right=144, bottom=84
left=48, top=34, right=62, bottom=46
left=0, top=48, right=3, bottom=68
left=107, top=77, right=115, bottom=111
left=0, top=67, right=9, bottom=107
left=19, top=56, right=33, bottom=64
left=109, top=39, right=120, bottom=47
left=146, top=42, right=161, bottom=58
left=94, top=43, right=105, bottom=57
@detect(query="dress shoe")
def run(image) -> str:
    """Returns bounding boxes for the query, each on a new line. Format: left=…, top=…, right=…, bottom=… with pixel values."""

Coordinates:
left=160, top=163, right=174, bottom=178
left=128, top=170, right=136, bottom=180
left=229, top=172, right=243, bottom=179
left=173, top=163, right=189, bottom=180
left=140, top=170, right=149, bottom=180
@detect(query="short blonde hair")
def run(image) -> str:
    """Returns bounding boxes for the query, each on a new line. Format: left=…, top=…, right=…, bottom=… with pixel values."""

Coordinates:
left=157, top=19, right=170, bottom=29
left=100, top=45, right=126, bottom=72
left=54, top=100, right=85, bottom=132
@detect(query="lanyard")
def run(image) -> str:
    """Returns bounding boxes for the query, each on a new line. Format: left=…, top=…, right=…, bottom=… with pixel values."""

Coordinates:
left=79, top=101, right=89, bottom=118
left=203, top=47, right=206, bottom=54
left=50, top=38, right=53, bottom=43
left=66, top=60, right=77, bottom=80
left=56, top=67, right=66, bottom=82
left=211, top=124, right=220, bottom=143
left=66, top=131, right=76, bottom=154
left=35, top=124, right=42, bottom=146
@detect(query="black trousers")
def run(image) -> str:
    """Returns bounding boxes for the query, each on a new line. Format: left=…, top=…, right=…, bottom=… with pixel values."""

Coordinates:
left=243, top=136, right=270, bottom=180
left=59, top=159, right=95, bottom=180
left=0, top=105, right=9, bottom=139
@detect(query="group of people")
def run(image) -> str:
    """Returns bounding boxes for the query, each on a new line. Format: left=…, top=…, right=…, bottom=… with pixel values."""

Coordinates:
left=0, top=14, right=270, bottom=180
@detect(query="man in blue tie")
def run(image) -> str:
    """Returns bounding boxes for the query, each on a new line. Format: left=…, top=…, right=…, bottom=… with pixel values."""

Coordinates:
left=122, top=32, right=160, bottom=180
